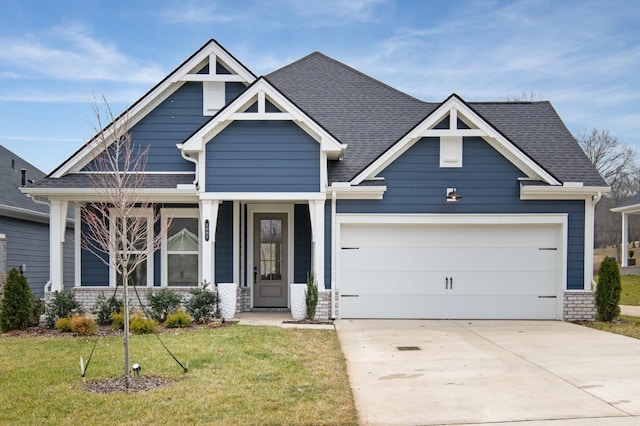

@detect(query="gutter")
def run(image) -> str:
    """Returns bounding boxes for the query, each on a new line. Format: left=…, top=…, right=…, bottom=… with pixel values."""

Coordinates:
left=177, top=144, right=199, bottom=188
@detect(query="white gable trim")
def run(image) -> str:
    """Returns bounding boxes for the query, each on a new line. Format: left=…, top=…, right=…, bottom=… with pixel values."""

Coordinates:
left=351, top=95, right=561, bottom=186
left=181, top=78, right=345, bottom=157
left=51, top=40, right=256, bottom=179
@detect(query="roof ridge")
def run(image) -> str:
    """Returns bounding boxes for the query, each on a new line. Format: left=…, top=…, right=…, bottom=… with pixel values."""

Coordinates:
left=268, top=51, right=426, bottom=105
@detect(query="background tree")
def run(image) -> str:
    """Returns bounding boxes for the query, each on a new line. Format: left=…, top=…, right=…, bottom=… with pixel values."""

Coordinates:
left=578, top=128, right=640, bottom=251
left=80, top=96, right=167, bottom=387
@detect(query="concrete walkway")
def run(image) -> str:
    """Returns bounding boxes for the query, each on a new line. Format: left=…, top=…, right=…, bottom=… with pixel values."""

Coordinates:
left=235, top=311, right=334, bottom=329
left=620, top=305, right=640, bottom=317
left=335, top=320, right=640, bottom=425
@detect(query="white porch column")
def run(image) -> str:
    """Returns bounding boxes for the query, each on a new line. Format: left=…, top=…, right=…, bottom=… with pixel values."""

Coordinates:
left=201, top=200, right=220, bottom=285
left=622, top=212, right=629, bottom=267
left=309, top=199, right=325, bottom=290
left=49, top=200, right=68, bottom=292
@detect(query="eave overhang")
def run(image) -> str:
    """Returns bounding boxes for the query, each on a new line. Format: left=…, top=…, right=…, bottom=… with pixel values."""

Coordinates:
left=520, top=183, right=610, bottom=200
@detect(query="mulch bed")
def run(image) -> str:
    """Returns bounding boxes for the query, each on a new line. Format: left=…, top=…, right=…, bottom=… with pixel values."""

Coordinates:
left=83, top=375, right=174, bottom=393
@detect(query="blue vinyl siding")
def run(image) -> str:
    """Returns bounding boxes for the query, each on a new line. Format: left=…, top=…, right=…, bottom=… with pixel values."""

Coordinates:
left=82, top=81, right=248, bottom=173
left=80, top=216, right=109, bottom=287
left=0, top=216, right=69, bottom=297
left=215, top=201, right=234, bottom=283
left=294, top=204, right=312, bottom=283
left=205, top=121, right=320, bottom=192
left=337, top=137, right=586, bottom=290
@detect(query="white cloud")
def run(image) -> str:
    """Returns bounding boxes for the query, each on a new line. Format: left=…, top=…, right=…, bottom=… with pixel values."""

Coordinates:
left=285, top=0, right=386, bottom=25
left=0, top=24, right=164, bottom=83
left=158, top=0, right=246, bottom=23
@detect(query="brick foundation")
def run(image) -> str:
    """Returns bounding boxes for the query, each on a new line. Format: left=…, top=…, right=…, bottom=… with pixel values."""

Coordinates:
left=563, top=291, right=595, bottom=322
left=48, top=287, right=198, bottom=312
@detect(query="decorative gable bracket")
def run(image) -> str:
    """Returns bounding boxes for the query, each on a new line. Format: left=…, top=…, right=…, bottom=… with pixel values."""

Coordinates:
left=351, top=94, right=561, bottom=186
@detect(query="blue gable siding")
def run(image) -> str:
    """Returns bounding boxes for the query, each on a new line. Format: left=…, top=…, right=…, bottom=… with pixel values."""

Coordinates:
left=205, top=121, right=320, bottom=192
left=294, top=204, right=312, bottom=283
left=83, top=81, right=248, bottom=173
left=338, top=137, right=586, bottom=290
left=215, top=201, right=234, bottom=283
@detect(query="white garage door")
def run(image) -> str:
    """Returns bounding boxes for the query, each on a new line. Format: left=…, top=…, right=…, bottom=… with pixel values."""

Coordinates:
left=339, top=221, right=563, bottom=319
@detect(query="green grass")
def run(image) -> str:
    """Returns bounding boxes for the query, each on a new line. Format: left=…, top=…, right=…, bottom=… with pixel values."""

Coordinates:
left=587, top=315, right=640, bottom=339
left=0, top=325, right=357, bottom=425
left=620, top=275, right=640, bottom=305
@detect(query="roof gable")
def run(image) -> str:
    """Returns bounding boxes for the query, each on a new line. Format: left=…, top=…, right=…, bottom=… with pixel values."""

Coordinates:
left=181, top=77, right=345, bottom=156
left=0, top=145, right=49, bottom=219
left=352, top=94, right=561, bottom=186
left=50, top=39, right=256, bottom=178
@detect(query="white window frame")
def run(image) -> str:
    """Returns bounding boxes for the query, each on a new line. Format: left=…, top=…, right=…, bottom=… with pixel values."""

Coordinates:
left=109, top=208, right=154, bottom=287
left=161, top=208, right=200, bottom=287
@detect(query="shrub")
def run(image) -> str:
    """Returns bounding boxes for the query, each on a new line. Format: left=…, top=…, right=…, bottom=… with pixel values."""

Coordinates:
left=596, top=257, right=622, bottom=321
left=93, top=293, right=123, bottom=325
left=0, top=268, right=34, bottom=331
left=130, top=312, right=158, bottom=334
left=305, top=272, right=319, bottom=320
left=30, top=294, right=45, bottom=326
left=44, top=290, right=84, bottom=328
left=70, top=315, right=97, bottom=336
left=55, top=316, right=73, bottom=332
left=185, top=281, right=218, bottom=322
left=111, top=310, right=125, bottom=330
left=147, top=289, right=182, bottom=323
left=165, top=310, right=192, bottom=328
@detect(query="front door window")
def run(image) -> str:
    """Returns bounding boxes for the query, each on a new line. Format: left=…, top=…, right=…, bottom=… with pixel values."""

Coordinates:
left=254, top=213, right=288, bottom=307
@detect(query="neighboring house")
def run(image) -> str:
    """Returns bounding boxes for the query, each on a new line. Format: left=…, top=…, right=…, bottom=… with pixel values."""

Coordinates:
left=611, top=196, right=640, bottom=267
left=0, top=145, right=74, bottom=297
left=24, top=40, right=609, bottom=321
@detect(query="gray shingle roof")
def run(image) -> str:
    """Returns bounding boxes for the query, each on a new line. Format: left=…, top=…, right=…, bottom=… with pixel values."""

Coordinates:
left=31, top=173, right=195, bottom=189
left=267, top=52, right=606, bottom=187
left=0, top=145, right=48, bottom=215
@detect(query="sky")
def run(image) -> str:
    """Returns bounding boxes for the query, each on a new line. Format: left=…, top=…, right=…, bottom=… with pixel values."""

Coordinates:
left=0, top=0, right=639, bottom=174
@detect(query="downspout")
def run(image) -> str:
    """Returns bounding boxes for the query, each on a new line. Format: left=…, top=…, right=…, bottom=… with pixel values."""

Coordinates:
left=177, top=144, right=199, bottom=188
left=331, top=190, right=337, bottom=320
left=30, top=196, right=53, bottom=296
left=591, top=191, right=603, bottom=290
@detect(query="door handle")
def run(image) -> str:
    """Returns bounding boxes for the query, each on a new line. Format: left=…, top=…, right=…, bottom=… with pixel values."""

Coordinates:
left=253, top=266, right=257, bottom=284
left=450, top=277, right=453, bottom=290
left=445, top=277, right=449, bottom=290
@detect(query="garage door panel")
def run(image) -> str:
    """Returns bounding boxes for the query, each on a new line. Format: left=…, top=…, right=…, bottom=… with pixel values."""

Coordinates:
left=339, top=221, right=562, bottom=319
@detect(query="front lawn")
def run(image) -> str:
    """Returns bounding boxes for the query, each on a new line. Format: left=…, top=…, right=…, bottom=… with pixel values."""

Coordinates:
left=620, top=275, right=640, bottom=305
left=0, top=325, right=357, bottom=425
left=587, top=315, right=640, bottom=339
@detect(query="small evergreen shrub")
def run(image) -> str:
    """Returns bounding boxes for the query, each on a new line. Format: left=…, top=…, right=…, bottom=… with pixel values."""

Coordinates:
left=596, top=257, right=621, bottom=321
left=55, top=316, right=73, bottom=332
left=0, top=268, right=34, bottom=331
left=70, top=315, right=97, bottom=336
left=130, top=312, right=158, bottom=334
left=93, top=293, right=124, bottom=325
left=165, top=310, right=192, bottom=328
left=305, top=272, right=318, bottom=320
left=111, top=310, right=125, bottom=330
left=30, top=294, right=45, bottom=326
left=147, top=289, right=182, bottom=323
left=185, top=281, right=218, bottom=322
left=44, top=290, right=84, bottom=328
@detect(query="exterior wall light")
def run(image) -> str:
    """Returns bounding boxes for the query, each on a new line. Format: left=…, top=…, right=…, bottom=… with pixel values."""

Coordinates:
left=446, top=188, right=462, bottom=202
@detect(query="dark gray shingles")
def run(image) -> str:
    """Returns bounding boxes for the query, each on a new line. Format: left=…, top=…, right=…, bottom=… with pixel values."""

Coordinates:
left=266, top=52, right=436, bottom=183
left=31, top=173, right=195, bottom=189
left=267, top=52, right=606, bottom=187
left=0, top=145, right=48, bottom=214
left=470, top=102, right=606, bottom=187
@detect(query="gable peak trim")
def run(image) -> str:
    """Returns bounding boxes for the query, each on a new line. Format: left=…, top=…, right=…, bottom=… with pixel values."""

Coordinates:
left=351, top=94, right=561, bottom=186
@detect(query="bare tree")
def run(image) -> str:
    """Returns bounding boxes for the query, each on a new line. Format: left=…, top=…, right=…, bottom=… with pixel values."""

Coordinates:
left=504, top=91, right=544, bottom=102
left=81, top=96, right=167, bottom=387
left=578, top=129, right=636, bottom=194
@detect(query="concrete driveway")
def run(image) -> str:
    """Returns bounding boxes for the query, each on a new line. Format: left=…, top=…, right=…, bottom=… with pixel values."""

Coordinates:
left=335, top=320, right=640, bottom=425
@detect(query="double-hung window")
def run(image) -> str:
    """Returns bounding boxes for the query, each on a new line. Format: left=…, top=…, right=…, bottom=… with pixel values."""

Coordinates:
left=162, top=209, right=199, bottom=287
